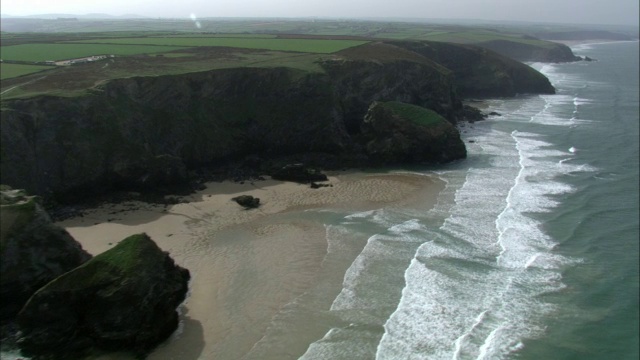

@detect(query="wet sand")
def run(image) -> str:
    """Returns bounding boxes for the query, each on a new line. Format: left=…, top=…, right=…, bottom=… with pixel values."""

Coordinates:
left=57, top=171, right=444, bottom=360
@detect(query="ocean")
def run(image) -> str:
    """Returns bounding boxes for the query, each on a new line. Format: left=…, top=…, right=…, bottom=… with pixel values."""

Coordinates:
left=2, top=41, right=637, bottom=360
left=245, top=40, right=639, bottom=360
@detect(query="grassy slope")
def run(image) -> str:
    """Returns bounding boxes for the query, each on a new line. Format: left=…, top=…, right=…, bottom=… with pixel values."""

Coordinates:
left=1, top=63, right=55, bottom=79
left=1, top=43, right=189, bottom=62
left=67, top=37, right=369, bottom=54
left=381, top=101, right=449, bottom=127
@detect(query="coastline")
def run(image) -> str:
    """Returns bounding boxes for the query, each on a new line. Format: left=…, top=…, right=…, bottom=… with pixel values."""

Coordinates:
left=552, top=39, right=640, bottom=47
left=56, top=171, right=445, bottom=360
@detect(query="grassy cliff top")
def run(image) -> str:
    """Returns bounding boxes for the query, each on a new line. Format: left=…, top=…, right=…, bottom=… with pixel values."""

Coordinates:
left=31, top=233, right=163, bottom=293
left=381, top=101, right=449, bottom=127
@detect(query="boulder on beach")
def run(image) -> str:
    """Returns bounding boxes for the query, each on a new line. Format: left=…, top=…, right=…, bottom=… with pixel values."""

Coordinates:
left=16, top=233, right=190, bottom=359
left=232, top=195, right=261, bottom=209
left=0, top=187, right=91, bottom=323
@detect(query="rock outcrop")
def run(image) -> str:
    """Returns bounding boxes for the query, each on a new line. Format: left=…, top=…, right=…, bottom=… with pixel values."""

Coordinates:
left=16, top=233, right=190, bottom=359
left=361, top=101, right=466, bottom=164
left=475, top=39, right=580, bottom=63
left=232, top=195, right=260, bottom=209
left=0, top=187, right=91, bottom=322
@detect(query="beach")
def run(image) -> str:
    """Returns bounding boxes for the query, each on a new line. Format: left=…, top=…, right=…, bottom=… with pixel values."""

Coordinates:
left=56, top=171, right=444, bottom=360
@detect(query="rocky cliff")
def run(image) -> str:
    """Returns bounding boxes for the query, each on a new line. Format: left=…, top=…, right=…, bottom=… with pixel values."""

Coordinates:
left=0, top=41, right=556, bottom=201
left=0, top=187, right=91, bottom=322
left=475, top=39, right=580, bottom=63
left=388, top=41, right=556, bottom=97
left=17, top=233, right=190, bottom=359
left=361, top=101, right=466, bottom=164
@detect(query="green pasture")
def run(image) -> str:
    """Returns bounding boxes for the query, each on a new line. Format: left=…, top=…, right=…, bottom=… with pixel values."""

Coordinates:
left=1, top=63, right=54, bottom=80
left=0, top=43, right=189, bottom=62
left=67, top=37, right=369, bottom=54
left=151, top=34, right=278, bottom=38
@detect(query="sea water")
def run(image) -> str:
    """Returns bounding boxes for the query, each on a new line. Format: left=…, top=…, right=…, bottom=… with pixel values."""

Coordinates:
left=292, top=41, right=639, bottom=360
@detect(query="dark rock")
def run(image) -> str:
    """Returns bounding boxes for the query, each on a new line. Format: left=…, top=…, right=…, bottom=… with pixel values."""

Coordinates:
left=231, top=195, right=260, bottom=209
left=582, top=56, right=596, bottom=62
left=16, top=233, right=190, bottom=359
left=0, top=188, right=91, bottom=323
left=489, top=111, right=502, bottom=116
left=270, top=164, right=328, bottom=183
left=460, top=105, right=487, bottom=123
left=360, top=101, right=466, bottom=164
left=310, top=182, right=331, bottom=189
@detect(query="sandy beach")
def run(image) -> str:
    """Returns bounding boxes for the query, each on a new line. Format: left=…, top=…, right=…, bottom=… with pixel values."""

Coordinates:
left=56, top=171, right=444, bottom=360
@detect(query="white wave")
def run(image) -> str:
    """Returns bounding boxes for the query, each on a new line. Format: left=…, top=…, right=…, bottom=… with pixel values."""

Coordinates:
left=376, top=94, right=588, bottom=358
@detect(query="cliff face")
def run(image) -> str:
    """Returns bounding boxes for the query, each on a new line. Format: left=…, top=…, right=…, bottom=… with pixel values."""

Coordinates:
left=0, top=188, right=90, bottom=322
left=390, top=41, right=556, bottom=97
left=361, top=101, right=466, bottom=164
left=17, top=233, right=190, bottom=359
left=475, top=39, right=580, bottom=63
left=0, top=43, right=556, bottom=200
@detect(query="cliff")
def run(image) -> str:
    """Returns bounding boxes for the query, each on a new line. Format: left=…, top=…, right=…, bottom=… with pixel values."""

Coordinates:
left=361, top=101, right=466, bottom=164
left=17, top=233, right=190, bottom=359
left=475, top=39, right=580, bottom=63
left=387, top=41, right=556, bottom=97
left=0, top=187, right=91, bottom=322
left=0, top=40, right=555, bottom=201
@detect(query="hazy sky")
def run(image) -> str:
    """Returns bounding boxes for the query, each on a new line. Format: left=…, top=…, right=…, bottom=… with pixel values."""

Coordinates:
left=2, top=0, right=639, bottom=26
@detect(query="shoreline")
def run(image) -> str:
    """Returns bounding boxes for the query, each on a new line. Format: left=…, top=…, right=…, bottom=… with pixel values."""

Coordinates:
left=56, top=171, right=445, bottom=359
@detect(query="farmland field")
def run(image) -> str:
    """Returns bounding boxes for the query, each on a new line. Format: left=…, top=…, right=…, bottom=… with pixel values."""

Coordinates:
left=413, top=31, right=556, bottom=47
left=67, top=37, right=369, bottom=53
left=0, top=63, right=54, bottom=80
left=0, top=43, right=189, bottom=62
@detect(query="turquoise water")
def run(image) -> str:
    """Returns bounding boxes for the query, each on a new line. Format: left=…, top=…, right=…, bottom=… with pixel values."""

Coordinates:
left=294, top=41, right=639, bottom=359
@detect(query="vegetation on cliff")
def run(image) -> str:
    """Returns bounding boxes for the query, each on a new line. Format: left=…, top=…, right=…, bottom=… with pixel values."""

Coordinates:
left=361, top=101, right=466, bottom=164
left=17, top=233, right=190, bottom=359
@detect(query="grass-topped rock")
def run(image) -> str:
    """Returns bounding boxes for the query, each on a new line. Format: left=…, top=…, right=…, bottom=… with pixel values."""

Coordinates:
left=16, top=233, right=190, bottom=359
left=361, top=101, right=466, bottom=164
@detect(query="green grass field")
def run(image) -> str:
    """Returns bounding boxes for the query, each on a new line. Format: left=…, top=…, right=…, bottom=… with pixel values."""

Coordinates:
left=1, top=63, right=54, bottom=80
left=67, top=37, right=369, bottom=54
left=151, top=34, right=278, bottom=38
left=0, top=43, right=189, bottom=62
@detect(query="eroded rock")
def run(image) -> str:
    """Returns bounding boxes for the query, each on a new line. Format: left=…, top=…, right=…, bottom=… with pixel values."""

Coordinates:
left=232, top=195, right=260, bottom=209
left=360, top=101, right=466, bottom=164
left=16, top=233, right=190, bottom=359
left=0, top=187, right=91, bottom=323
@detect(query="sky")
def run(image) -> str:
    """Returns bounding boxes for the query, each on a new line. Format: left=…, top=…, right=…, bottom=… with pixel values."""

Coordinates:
left=1, top=0, right=639, bottom=27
